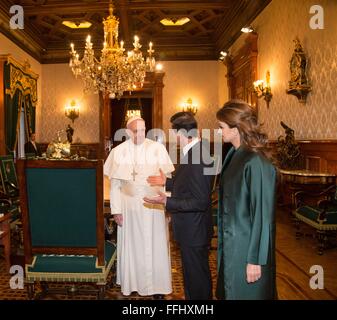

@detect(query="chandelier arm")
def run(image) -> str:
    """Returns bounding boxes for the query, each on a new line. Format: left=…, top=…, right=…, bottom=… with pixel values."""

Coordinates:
left=69, top=2, right=155, bottom=99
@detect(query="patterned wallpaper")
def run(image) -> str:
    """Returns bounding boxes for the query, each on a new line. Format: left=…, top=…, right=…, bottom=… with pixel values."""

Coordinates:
left=38, top=61, right=222, bottom=144
left=230, top=0, right=337, bottom=140
left=40, top=64, right=99, bottom=143
left=162, top=61, right=221, bottom=137
left=3, top=0, right=337, bottom=144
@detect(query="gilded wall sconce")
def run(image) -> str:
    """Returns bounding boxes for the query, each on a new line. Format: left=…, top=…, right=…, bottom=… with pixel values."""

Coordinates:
left=65, top=100, right=80, bottom=123
left=253, top=70, right=273, bottom=108
left=286, top=38, right=311, bottom=103
left=182, top=98, right=198, bottom=115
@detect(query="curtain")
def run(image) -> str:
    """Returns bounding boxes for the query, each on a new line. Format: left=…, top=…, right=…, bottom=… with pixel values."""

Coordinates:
left=24, top=94, right=36, bottom=136
left=3, top=61, right=38, bottom=154
left=4, top=88, right=21, bottom=154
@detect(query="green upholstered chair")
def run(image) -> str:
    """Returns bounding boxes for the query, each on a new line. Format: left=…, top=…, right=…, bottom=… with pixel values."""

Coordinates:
left=293, top=185, right=337, bottom=255
left=17, top=159, right=116, bottom=299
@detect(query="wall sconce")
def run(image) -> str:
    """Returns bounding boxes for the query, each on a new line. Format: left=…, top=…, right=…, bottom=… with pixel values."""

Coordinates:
left=65, top=100, right=80, bottom=123
left=182, top=98, right=198, bottom=115
left=253, top=70, right=273, bottom=108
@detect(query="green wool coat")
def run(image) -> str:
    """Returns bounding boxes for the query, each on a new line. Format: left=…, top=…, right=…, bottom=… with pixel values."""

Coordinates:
left=217, top=146, right=277, bottom=300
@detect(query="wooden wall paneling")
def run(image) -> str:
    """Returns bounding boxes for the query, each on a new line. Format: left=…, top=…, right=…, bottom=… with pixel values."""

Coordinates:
left=101, top=72, right=165, bottom=159
left=224, top=33, right=258, bottom=111
left=271, top=140, right=337, bottom=175
left=299, top=141, right=337, bottom=174
left=0, top=57, right=5, bottom=155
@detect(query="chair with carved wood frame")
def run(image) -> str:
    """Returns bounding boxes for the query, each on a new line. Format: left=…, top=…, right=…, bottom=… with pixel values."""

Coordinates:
left=0, top=155, right=21, bottom=221
left=17, top=159, right=116, bottom=299
left=293, top=185, right=337, bottom=255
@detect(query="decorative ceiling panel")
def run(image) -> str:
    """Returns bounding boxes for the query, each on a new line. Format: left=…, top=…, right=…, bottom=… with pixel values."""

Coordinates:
left=0, top=0, right=271, bottom=63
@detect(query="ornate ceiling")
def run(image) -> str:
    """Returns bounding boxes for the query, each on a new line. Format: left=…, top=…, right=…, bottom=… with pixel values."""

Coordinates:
left=0, top=0, right=271, bottom=63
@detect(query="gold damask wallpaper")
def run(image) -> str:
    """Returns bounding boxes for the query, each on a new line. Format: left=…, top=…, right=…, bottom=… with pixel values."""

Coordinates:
left=229, top=0, right=337, bottom=140
left=39, top=61, right=222, bottom=144
left=162, top=61, right=222, bottom=135
left=40, top=64, right=99, bottom=143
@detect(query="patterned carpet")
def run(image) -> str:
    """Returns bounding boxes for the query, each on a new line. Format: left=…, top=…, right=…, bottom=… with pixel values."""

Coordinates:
left=0, top=208, right=336, bottom=300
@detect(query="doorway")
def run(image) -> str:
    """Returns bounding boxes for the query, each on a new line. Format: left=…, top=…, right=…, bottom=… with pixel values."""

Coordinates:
left=110, top=94, right=153, bottom=146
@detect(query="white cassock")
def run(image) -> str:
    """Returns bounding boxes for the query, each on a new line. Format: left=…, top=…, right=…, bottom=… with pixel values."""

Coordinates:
left=104, top=138, right=175, bottom=296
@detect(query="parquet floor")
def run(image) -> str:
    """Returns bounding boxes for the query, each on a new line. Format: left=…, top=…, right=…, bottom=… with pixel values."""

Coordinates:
left=0, top=208, right=336, bottom=300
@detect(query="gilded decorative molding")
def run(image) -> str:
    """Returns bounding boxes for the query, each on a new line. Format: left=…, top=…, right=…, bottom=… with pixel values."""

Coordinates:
left=5, top=63, right=38, bottom=106
left=1, top=54, right=39, bottom=107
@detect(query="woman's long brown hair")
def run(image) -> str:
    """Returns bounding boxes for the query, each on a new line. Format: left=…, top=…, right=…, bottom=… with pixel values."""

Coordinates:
left=216, top=99, right=274, bottom=162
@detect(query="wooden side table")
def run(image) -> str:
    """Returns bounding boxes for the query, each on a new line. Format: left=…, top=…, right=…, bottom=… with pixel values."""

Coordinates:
left=278, top=169, right=336, bottom=211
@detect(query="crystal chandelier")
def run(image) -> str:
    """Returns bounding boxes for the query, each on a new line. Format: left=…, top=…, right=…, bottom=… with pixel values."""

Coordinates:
left=69, top=2, right=156, bottom=99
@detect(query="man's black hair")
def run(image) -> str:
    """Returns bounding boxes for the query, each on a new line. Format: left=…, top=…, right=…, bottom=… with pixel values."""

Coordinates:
left=170, top=111, right=198, bottom=137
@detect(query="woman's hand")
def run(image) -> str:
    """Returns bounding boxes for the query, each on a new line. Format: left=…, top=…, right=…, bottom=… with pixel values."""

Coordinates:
left=246, top=264, right=262, bottom=283
left=113, top=214, right=123, bottom=226
left=147, top=168, right=166, bottom=186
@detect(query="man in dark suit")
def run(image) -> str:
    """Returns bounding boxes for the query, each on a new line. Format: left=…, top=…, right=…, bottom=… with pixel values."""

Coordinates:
left=24, top=132, right=41, bottom=157
left=144, top=112, right=214, bottom=300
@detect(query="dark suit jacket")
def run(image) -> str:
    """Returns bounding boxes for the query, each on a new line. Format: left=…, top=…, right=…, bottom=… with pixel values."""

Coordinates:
left=24, top=141, right=41, bottom=157
left=165, top=141, right=214, bottom=247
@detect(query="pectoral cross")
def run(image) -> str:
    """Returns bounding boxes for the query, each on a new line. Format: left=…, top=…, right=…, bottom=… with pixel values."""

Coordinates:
left=131, top=168, right=138, bottom=181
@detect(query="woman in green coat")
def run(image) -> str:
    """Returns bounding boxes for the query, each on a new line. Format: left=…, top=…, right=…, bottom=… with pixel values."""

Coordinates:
left=216, top=99, right=277, bottom=300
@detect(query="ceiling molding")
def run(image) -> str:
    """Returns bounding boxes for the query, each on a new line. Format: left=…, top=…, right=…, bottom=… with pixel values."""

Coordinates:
left=0, top=0, right=271, bottom=63
left=214, top=0, right=271, bottom=53
left=22, top=1, right=232, bottom=15
left=0, top=4, right=44, bottom=62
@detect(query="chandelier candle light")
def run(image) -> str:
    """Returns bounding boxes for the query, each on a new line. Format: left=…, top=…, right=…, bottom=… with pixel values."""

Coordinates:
left=69, top=2, right=155, bottom=99
left=253, top=70, right=273, bottom=108
left=182, top=98, right=198, bottom=115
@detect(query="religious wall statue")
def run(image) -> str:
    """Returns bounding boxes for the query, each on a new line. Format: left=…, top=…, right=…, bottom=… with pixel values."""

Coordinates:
left=286, top=38, right=312, bottom=103
left=276, top=121, right=301, bottom=169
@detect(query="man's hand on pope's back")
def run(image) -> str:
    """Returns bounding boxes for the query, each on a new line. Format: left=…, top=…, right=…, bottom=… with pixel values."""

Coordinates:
left=143, top=191, right=167, bottom=206
left=147, top=168, right=166, bottom=186
left=113, top=214, right=123, bottom=226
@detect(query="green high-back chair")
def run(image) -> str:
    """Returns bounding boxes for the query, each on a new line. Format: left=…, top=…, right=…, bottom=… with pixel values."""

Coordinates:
left=17, top=159, right=116, bottom=299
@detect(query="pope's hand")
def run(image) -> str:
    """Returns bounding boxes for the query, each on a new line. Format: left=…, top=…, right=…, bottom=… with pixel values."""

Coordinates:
left=143, top=191, right=167, bottom=206
left=147, top=168, right=166, bottom=186
left=113, top=214, right=123, bottom=226
left=246, top=263, right=262, bottom=283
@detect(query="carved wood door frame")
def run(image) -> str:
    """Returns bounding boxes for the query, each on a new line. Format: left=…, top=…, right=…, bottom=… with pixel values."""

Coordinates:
left=224, top=33, right=258, bottom=113
left=99, top=71, right=165, bottom=159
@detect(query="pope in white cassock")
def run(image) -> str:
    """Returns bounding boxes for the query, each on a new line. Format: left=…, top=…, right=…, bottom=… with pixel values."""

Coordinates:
left=104, top=116, right=175, bottom=297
